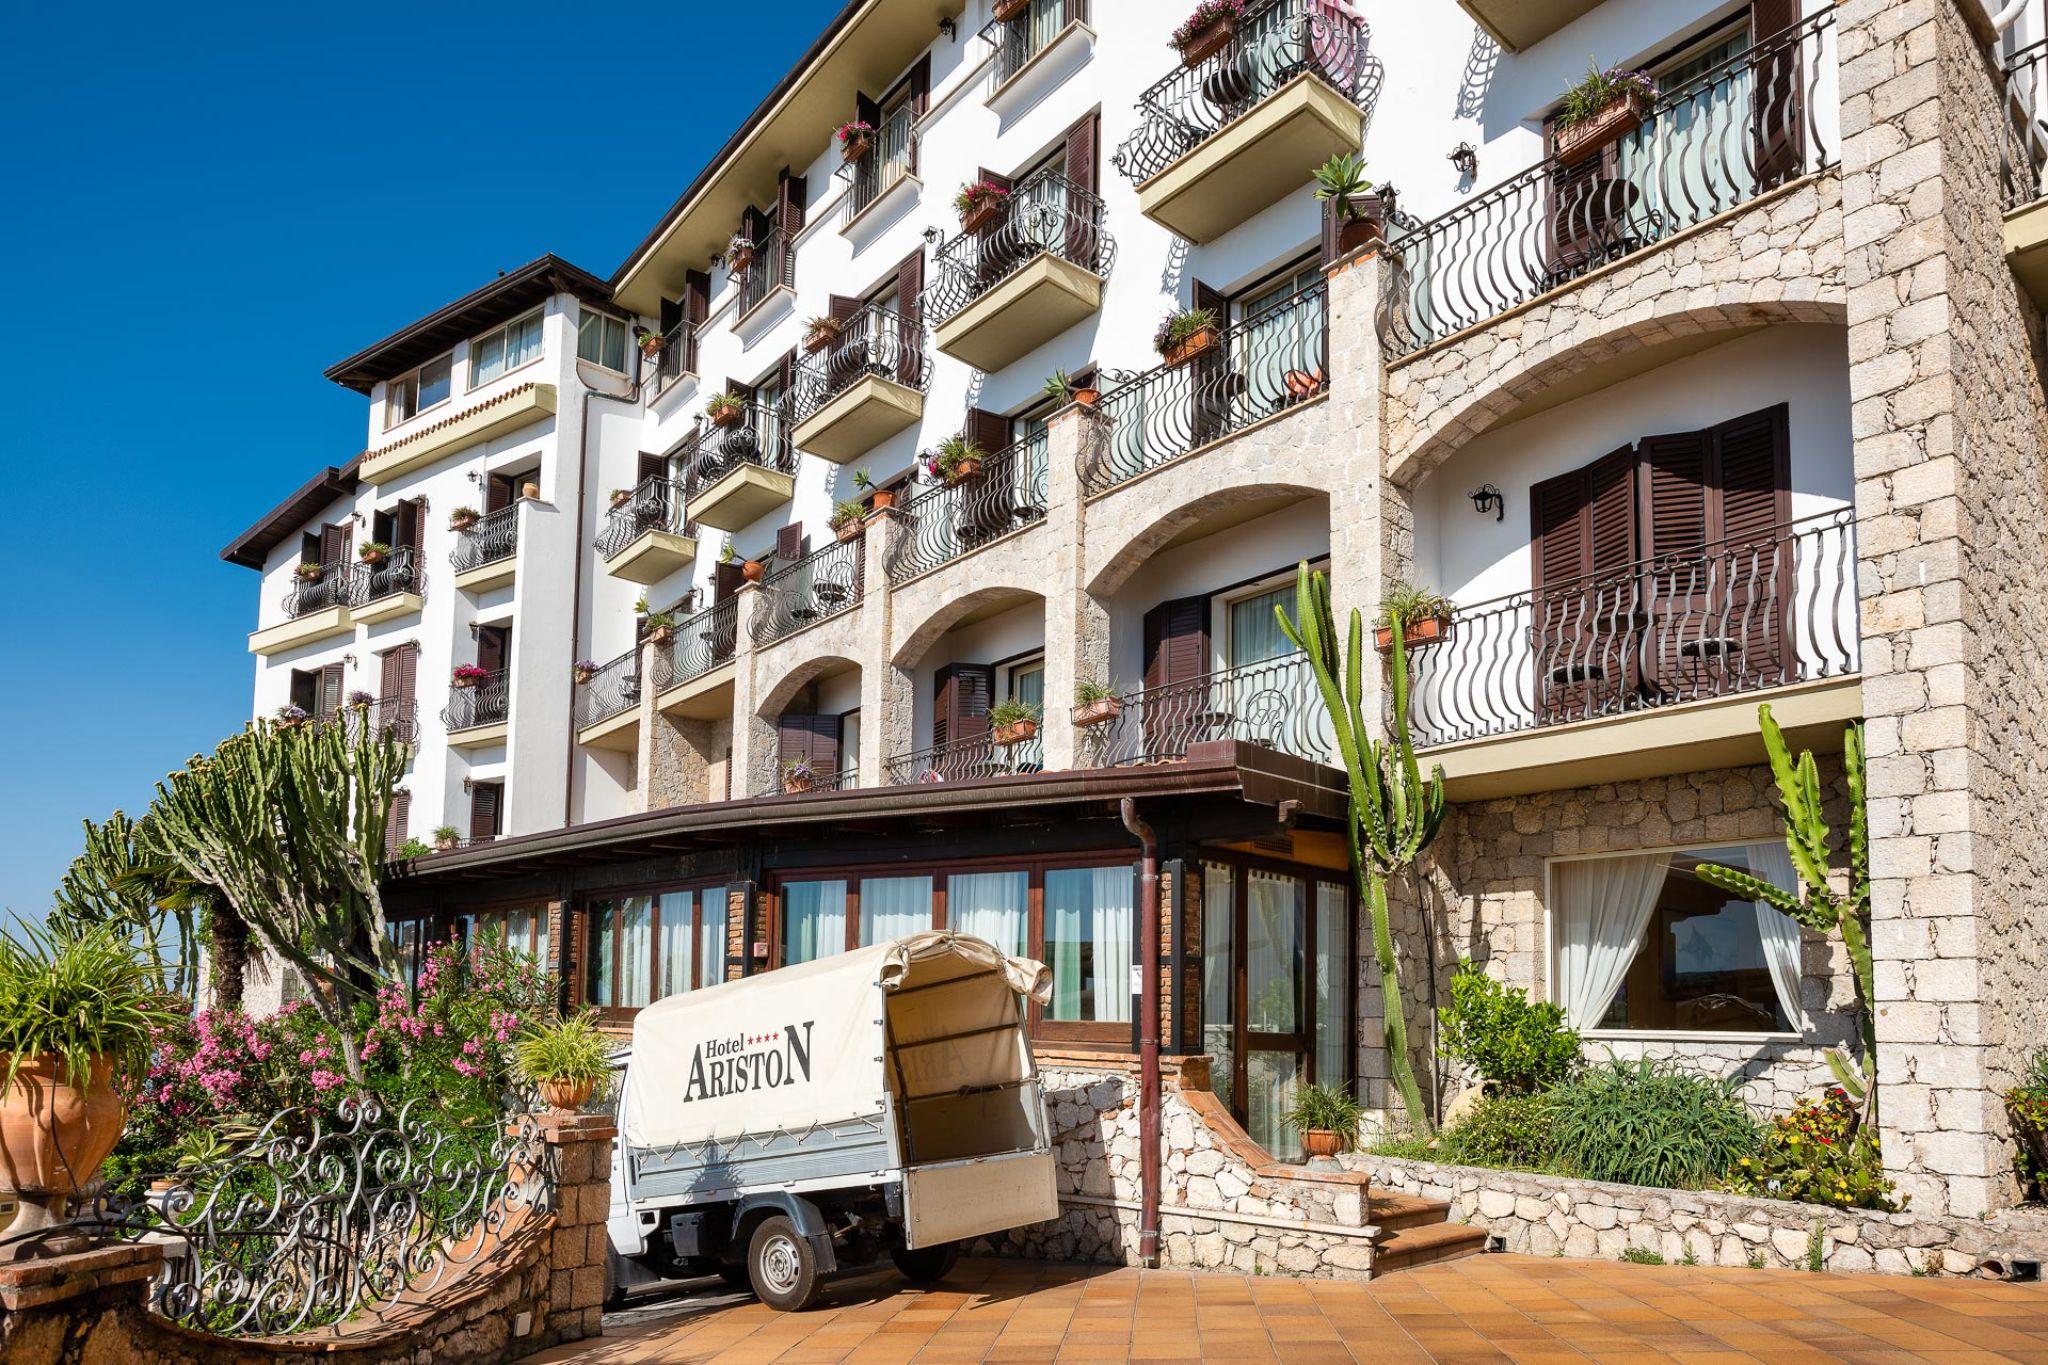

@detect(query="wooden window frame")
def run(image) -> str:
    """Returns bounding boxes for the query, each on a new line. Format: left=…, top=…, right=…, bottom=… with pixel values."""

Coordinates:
left=384, top=351, right=454, bottom=431
left=580, top=876, right=731, bottom=1027
left=467, top=308, right=546, bottom=391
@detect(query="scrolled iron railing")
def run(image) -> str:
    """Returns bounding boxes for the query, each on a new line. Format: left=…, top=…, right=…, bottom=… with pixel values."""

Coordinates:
left=791, top=303, right=929, bottom=426
left=887, top=430, right=1049, bottom=584
left=760, top=766, right=855, bottom=798
left=651, top=316, right=697, bottom=392
left=1111, top=0, right=1368, bottom=186
left=1076, top=651, right=1331, bottom=769
left=650, top=596, right=740, bottom=691
left=2004, top=39, right=2048, bottom=210
left=982, top=0, right=1082, bottom=90
left=573, top=647, right=642, bottom=731
left=678, top=400, right=797, bottom=491
left=848, top=101, right=917, bottom=217
left=354, top=545, right=423, bottom=606
left=752, top=535, right=865, bottom=648
left=1083, top=279, right=1327, bottom=496
left=1378, top=9, right=1837, bottom=358
left=1401, top=510, right=1859, bottom=748
left=885, top=731, right=1042, bottom=785
left=596, top=477, right=687, bottom=559
left=343, top=697, right=419, bottom=746
left=282, top=559, right=354, bottom=618
left=924, top=168, right=1114, bottom=326
left=732, top=226, right=796, bottom=319
left=442, top=667, right=510, bottom=732
left=452, top=505, right=518, bottom=572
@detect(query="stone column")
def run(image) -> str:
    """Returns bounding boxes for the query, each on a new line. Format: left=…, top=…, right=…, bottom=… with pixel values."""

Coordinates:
left=532, top=1110, right=617, bottom=1351
left=1041, top=400, right=1112, bottom=773
left=858, top=509, right=902, bottom=788
left=727, top=582, right=775, bottom=800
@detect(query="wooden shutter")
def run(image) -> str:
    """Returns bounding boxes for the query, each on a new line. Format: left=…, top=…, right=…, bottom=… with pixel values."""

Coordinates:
left=1529, top=446, right=1638, bottom=723
left=378, top=645, right=406, bottom=701
left=396, top=499, right=423, bottom=554
left=932, top=663, right=993, bottom=750
left=316, top=663, right=345, bottom=719
left=484, top=474, right=514, bottom=513
left=476, top=625, right=508, bottom=674
left=1190, top=280, right=1232, bottom=446
left=318, top=522, right=349, bottom=567
left=715, top=560, right=746, bottom=600
left=1064, top=111, right=1101, bottom=263
left=855, top=90, right=882, bottom=132
left=777, top=713, right=841, bottom=777
left=895, top=249, right=925, bottom=384
left=1710, top=404, right=1793, bottom=689
left=470, top=783, right=501, bottom=843
left=778, top=169, right=808, bottom=237
left=775, top=522, right=808, bottom=564
left=962, top=407, right=1016, bottom=546
left=658, top=294, right=683, bottom=341
left=908, top=57, right=931, bottom=172
left=290, top=670, right=317, bottom=714
left=1064, top=112, right=1099, bottom=193
left=1142, top=595, right=1211, bottom=757
left=385, top=791, right=412, bottom=859
left=1751, top=0, right=1805, bottom=191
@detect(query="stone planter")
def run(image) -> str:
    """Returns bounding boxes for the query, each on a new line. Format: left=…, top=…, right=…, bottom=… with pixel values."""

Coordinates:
left=993, top=719, right=1039, bottom=747
left=0, top=1055, right=123, bottom=1235
left=1302, top=1128, right=1345, bottom=1160
left=538, top=1077, right=594, bottom=1115
left=1071, top=697, right=1122, bottom=727
left=1161, top=326, right=1220, bottom=368
left=1554, top=92, right=1650, bottom=164
left=1374, top=612, right=1452, bottom=653
left=1178, top=18, right=1234, bottom=67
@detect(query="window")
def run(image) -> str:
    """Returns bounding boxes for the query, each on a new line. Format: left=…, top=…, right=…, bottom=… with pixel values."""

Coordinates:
left=470, top=310, right=544, bottom=388
left=462, top=905, right=550, bottom=965
left=577, top=310, right=629, bottom=372
left=1044, top=866, right=1134, bottom=1025
left=384, top=353, right=452, bottom=430
left=1552, top=844, right=1802, bottom=1037
left=838, top=709, right=861, bottom=789
left=782, top=880, right=848, bottom=966
left=859, top=876, right=933, bottom=945
left=586, top=886, right=727, bottom=1016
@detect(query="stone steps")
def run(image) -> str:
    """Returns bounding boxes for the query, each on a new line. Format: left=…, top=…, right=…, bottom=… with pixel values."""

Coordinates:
left=1368, top=1194, right=1488, bottom=1276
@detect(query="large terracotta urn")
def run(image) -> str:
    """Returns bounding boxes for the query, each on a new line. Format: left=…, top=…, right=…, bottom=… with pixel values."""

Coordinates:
left=0, top=1055, right=124, bottom=1237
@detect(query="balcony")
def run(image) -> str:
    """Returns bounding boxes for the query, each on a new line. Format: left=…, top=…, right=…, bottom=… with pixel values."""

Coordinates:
left=927, top=170, right=1112, bottom=372
left=597, top=477, right=696, bottom=585
left=653, top=596, right=741, bottom=718
left=452, top=505, right=519, bottom=592
left=2004, top=41, right=2048, bottom=310
left=886, top=731, right=1042, bottom=785
left=443, top=667, right=511, bottom=745
left=841, top=103, right=919, bottom=247
left=1111, top=0, right=1368, bottom=244
left=1076, top=651, right=1329, bottom=769
left=343, top=697, right=420, bottom=746
left=1402, top=511, right=1861, bottom=798
left=1085, top=279, right=1326, bottom=497
left=680, top=401, right=798, bottom=531
left=982, top=0, right=1095, bottom=121
left=886, top=430, right=1048, bottom=584
left=353, top=546, right=425, bottom=624
left=1380, top=11, right=1837, bottom=358
left=788, top=303, right=928, bottom=464
left=648, top=317, right=698, bottom=398
left=250, top=560, right=355, bottom=655
left=751, top=535, right=865, bottom=649
left=362, top=383, right=557, bottom=486
left=574, top=648, right=642, bottom=752
left=730, top=228, right=796, bottom=345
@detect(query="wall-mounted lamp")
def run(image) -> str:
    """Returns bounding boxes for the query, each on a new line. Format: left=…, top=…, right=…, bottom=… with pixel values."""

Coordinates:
left=342, top=653, right=358, bottom=669
left=1469, top=483, right=1505, bottom=522
left=921, top=225, right=943, bottom=246
left=461, top=776, right=475, bottom=793
left=939, top=16, right=956, bottom=39
left=468, top=622, right=481, bottom=641
left=1450, top=142, right=1479, bottom=179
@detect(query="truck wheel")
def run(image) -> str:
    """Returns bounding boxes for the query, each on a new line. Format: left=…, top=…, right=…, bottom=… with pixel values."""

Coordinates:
left=604, top=1245, right=627, bottom=1309
left=748, top=1215, right=822, bottom=1311
left=891, top=1242, right=960, bottom=1285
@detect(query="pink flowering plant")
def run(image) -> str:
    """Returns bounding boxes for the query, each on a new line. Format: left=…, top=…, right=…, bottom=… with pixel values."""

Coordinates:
left=1171, top=0, right=1243, bottom=50
left=836, top=119, right=875, bottom=151
left=952, top=179, right=1012, bottom=218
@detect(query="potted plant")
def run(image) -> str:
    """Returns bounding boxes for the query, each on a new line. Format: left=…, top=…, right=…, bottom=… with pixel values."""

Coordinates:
left=1553, top=62, right=1658, bottom=163
left=803, top=315, right=845, bottom=355
left=929, top=436, right=986, bottom=485
left=0, top=925, right=175, bottom=1238
left=433, top=824, right=461, bottom=852
left=835, top=119, right=875, bottom=166
left=1282, top=1080, right=1364, bottom=1161
left=1171, top=0, right=1243, bottom=67
left=1071, top=679, right=1123, bottom=727
left=1045, top=370, right=1100, bottom=410
left=743, top=555, right=769, bottom=583
left=448, top=505, right=481, bottom=532
left=781, top=757, right=816, bottom=794
left=853, top=467, right=896, bottom=514
left=727, top=232, right=756, bottom=273
left=706, top=392, right=746, bottom=428
left=357, top=540, right=392, bottom=567
left=521, top=479, right=542, bottom=500
left=573, top=659, right=599, bottom=685
left=637, top=327, right=667, bottom=362
left=609, top=487, right=635, bottom=509
left=989, top=698, right=1042, bottom=747
left=644, top=611, right=678, bottom=645
left=514, top=1012, right=612, bottom=1115
left=830, top=499, right=868, bottom=543
left=1313, top=153, right=1390, bottom=256
left=1373, top=581, right=1454, bottom=653
left=273, top=704, right=309, bottom=729
left=994, top=0, right=1030, bottom=19
left=347, top=689, right=375, bottom=711
left=295, top=560, right=325, bottom=582
left=1154, top=306, right=1221, bottom=367
left=452, top=663, right=490, bottom=689
left=954, top=179, right=1012, bottom=235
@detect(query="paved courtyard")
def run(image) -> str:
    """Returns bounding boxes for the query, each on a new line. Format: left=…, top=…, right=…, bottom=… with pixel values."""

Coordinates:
left=525, top=1255, right=2048, bottom=1363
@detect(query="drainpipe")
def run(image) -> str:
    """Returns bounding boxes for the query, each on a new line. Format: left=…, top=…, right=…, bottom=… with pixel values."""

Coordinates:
left=1120, top=797, right=1162, bottom=1268
left=1986, top=0, right=2027, bottom=36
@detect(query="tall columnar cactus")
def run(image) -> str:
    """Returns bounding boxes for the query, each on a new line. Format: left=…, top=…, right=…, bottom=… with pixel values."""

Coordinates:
left=1278, top=563, right=1446, bottom=1134
left=1695, top=706, right=1875, bottom=1120
left=139, top=715, right=412, bottom=1081
left=50, top=810, right=196, bottom=998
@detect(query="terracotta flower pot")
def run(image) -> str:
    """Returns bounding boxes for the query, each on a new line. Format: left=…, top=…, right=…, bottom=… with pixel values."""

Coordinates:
left=804, top=326, right=841, bottom=355
left=0, top=1056, right=125, bottom=1202
left=994, top=0, right=1029, bottom=19
left=359, top=549, right=387, bottom=566
left=521, top=481, right=541, bottom=500
left=610, top=490, right=634, bottom=509
left=1302, top=1128, right=1345, bottom=1160
left=840, top=136, right=871, bottom=165
left=867, top=488, right=897, bottom=513
left=1554, top=91, right=1650, bottom=164
left=743, top=559, right=767, bottom=583
left=639, top=334, right=666, bottom=360
left=450, top=515, right=478, bottom=532
left=1162, top=326, right=1219, bottom=368
left=993, top=719, right=1039, bottom=747
left=944, top=457, right=984, bottom=485
left=574, top=668, right=598, bottom=685
left=835, top=521, right=863, bottom=544
left=783, top=775, right=814, bottom=794
left=538, top=1076, right=594, bottom=1115
left=960, top=198, right=1004, bottom=235
left=1374, top=612, right=1452, bottom=654
left=1178, top=18, right=1235, bottom=68
left=710, top=405, right=744, bottom=428
left=729, top=246, right=755, bottom=273
left=1071, top=697, right=1122, bottom=727
left=648, top=626, right=675, bottom=646
left=435, top=836, right=458, bottom=851
left=1072, top=387, right=1101, bottom=408
left=452, top=675, right=479, bottom=689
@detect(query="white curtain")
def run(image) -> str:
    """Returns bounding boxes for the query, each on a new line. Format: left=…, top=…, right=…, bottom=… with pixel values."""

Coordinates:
left=1746, top=841, right=1806, bottom=1031
left=619, top=896, right=652, bottom=1008
left=1246, top=869, right=1300, bottom=1032
left=1555, top=853, right=1670, bottom=1028
left=784, top=881, right=847, bottom=964
left=860, top=876, right=933, bottom=946
left=1314, top=882, right=1349, bottom=1086
left=1048, top=866, right=1133, bottom=1022
left=658, top=891, right=695, bottom=998
left=699, top=894, right=727, bottom=989
left=949, top=871, right=1026, bottom=955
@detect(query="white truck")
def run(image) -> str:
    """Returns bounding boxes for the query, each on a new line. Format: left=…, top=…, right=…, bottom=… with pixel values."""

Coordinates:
left=604, top=931, right=1061, bottom=1310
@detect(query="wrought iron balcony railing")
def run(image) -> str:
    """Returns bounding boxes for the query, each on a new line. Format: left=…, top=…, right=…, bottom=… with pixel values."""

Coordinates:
left=752, top=535, right=865, bottom=648
left=924, top=169, right=1113, bottom=325
left=886, top=430, right=1048, bottom=584
left=452, top=505, right=518, bottom=572
left=1111, top=0, right=1368, bottom=186
left=574, top=647, right=642, bottom=731
left=597, top=477, right=688, bottom=559
left=732, top=227, right=796, bottom=319
left=1401, top=510, right=1859, bottom=748
left=1077, top=650, right=1331, bottom=769
left=981, top=0, right=1082, bottom=89
left=1378, top=9, right=1837, bottom=358
left=791, top=303, right=929, bottom=425
left=650, top=596, right=740, bottom=691
left=761, top=767, right=856, bottom=798
left=650, top=317, right=697, bottom=393
left=343, top=697, right=419, bottom=746
left=282, top=559, right=354, bottom=618
left=847, top=101, right=916, bottom=218
left=678, top=400, right=797, bottom=490
left=442, top=667, right=511, bottom=732
left=2005, top=39, right=2048, bottom=209
left=1083, top=279, right=1327, bottom=496
left=885, top=731, right=1042, bottom=785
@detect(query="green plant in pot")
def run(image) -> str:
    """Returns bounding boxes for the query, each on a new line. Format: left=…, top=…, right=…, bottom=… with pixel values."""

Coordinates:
left=1071, top=679, right=1123, bottom=727
left=1312, top=153, right=1386, bottom=256
left=830, top=499, right=868, bottom=542
left=357, top=539, right=392, bottom=566
left=706, top=392, right=745, bottom=427
left=1374, top=581, right=1453, bottom=653
left=433, top=824, right=461, bottom=851
left=988, top=697, right=1042, bottom=747
left=0, top=923, right=178, bottom=1242
left=929, top=436, right=986, bottom=484
left=1044, top=369, right=1101, bottom=409
left=514, top=1012, right=612, bottom=1115
left=1553, top=61, right=1658, bottom=163
left=1153, top=306, right=1221, bottom=367
left=1283, top=1080, right=1364, bottom=1160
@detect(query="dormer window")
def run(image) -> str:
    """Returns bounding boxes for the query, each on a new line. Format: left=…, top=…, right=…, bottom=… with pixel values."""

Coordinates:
left=384, top=352, right=452, bottom=430
left=469, top=309, right=544, bottom=389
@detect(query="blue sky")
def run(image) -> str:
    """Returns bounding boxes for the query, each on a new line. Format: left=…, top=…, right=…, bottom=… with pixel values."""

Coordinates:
left=0, top=0, right=846, bottom=922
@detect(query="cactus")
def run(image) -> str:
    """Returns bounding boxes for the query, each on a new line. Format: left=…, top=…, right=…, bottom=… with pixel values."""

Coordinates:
left=50, top=810, right=196, bottom=998
left=1278, top=563, right=1446, bottom=1134
left=1696, top=705, right=1875, bottom=1122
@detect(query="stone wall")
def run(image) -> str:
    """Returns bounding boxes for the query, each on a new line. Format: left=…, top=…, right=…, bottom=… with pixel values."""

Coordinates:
left=1352, top=1152, right=2048, bottom=1278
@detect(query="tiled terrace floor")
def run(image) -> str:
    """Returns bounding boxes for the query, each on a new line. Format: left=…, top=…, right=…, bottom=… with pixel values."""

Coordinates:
left=528, top=1254, right=2048, bottom=1363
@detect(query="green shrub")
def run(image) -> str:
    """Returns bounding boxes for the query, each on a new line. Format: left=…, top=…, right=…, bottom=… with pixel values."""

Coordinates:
left=514, top=1011, right=612, bottom=1087
left=1444, top=1091, right=1558, bottom=1170
left=2004, top=1046, right=2048, bottom=1203
left=1619, top=1247, right=1665, bottom=1265
left=1548, top=1056, right=1759, bottom=1190
left=1282, top=1081, right=1364, bottom=1143
left=1724, top=1087, right=1904, bottom=1211
left=1437, top=960, right=1581, bottom=1093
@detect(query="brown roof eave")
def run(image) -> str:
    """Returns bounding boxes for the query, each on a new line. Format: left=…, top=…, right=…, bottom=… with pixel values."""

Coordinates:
left=219, top=456, right=362, bottom=569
